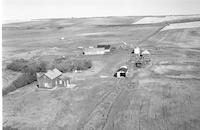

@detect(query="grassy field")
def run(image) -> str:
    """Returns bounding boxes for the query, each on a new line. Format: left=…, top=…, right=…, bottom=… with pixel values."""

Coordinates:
left=2, top=16, right=200, bottom=130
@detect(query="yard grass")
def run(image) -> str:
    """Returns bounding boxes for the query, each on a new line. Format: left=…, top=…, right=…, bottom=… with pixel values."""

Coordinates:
left=3, top=16, right=200, bottom=130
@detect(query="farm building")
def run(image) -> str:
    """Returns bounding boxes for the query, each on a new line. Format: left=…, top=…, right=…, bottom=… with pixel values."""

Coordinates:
left=97, top=45, right=111, bottom=52
left=114, top=66, right=128, bottom=78
left=133, top=47, right=140, bottom=55
left=36, top=68, right=70, bottom=89
left=83, top=48, right=106, bottom=55
left=141, top=50, right=151, bottom=63
left=141, top=50, right=150, bottom=55
left=130, top=48, right=151, bottom=68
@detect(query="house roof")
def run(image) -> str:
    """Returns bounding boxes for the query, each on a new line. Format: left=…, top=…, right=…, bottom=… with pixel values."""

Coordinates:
left=84, top=48, right=105, bottom=52
left=142, top=50, right=150, bottom=55
left=97, top=45, right=111, bottom=49
left=44, top=68, right=62, bottom=80
left=117, top=67, right=128, bottom=73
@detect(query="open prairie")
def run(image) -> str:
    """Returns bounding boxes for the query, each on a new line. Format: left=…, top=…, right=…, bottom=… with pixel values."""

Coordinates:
left=2, top=15, right=200, bottom=130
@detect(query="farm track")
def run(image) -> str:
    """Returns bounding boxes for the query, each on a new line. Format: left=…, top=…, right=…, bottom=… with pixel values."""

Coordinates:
left=80, top=78, right=128, bottom=130
left=139, top=26, right=166, bottom=45
left=80, top=26, right=163, bottom=130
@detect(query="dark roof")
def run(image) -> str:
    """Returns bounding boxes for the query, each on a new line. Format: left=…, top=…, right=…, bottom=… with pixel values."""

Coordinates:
left=97, top=45, right=111, bottom=49
left=117, top=67, right=128, bottom=73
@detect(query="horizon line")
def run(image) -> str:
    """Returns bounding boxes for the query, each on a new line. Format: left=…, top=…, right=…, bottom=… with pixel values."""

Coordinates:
left=3, top=13, right=200, bottom=24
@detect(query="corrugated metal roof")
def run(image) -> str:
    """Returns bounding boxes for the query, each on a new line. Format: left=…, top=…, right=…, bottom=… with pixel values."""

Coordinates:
left=44, top=68, right=62, bottom=79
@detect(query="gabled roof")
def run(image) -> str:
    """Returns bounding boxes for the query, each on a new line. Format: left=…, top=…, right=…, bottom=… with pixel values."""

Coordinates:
left=44, top=68, right=62, bottom=80
left=142, top=50, right=150, bottom=55
left=97, top=45, right=111, bottom=49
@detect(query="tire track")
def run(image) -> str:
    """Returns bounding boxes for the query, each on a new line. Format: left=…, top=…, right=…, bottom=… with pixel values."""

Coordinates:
left=80, top=79, right=127, bottom=130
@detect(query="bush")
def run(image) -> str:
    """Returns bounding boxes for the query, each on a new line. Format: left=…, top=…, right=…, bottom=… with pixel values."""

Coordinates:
left=12, top=73, right=36, bottom=88
left=3, top=73, right=37, bottom=96
left=3, top=126, right=19, bottom=130
left=3, top=57, right=91, bottom=95
left=6, top=59, right=29, bottom=72
left=6, top=59, right=47, bottom=73
left=53, top=58, right=92, bottom=73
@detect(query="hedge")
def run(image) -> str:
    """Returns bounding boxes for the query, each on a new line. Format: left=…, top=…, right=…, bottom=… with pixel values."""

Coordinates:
left=3, top=72, right=37, bottom=96
left=4, top=58, right=92, bottom=95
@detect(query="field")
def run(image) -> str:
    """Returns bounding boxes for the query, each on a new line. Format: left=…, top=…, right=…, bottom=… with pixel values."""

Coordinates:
left=2, top=15, right=200, bottom=130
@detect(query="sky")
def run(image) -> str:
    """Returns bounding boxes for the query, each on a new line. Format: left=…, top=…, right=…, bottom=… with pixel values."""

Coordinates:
left=2, top=0, right=200, bottom=22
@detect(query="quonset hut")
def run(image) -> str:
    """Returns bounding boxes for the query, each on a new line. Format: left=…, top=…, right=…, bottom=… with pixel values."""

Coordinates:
left=114, top=66, right=128, bottom=78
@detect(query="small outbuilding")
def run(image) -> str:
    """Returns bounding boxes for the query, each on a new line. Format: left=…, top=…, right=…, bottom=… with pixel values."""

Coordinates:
left=36, top=68, right=70, bottom=89
left=114, top=66, right=128, bottom=78
left=83, top=48, right=106, bottom=55
left=134, top=47, right=140, bottom=55
left=141, top=50, right=150, bottom=55
left=141, top=50, right=151, bottom=62
left=97, top=45, right=111, bottom=52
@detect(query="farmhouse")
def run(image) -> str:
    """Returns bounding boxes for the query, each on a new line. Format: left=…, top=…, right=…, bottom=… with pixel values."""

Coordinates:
left=83, top=48, right=106, bottom=55
left=114, top=66, right=128, bottom=78
left=97, top=45, right=111, bottom=52
left=36, top=68, right=70, bottom=89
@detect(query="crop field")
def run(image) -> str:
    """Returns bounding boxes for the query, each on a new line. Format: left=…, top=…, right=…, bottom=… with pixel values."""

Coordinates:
left=2, top=16, right=200, bottom=130
left=161, top=21, right=200, bottom=31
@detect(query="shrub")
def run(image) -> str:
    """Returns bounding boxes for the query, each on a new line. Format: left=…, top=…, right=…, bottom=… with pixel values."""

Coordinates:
left=6, top=59, right=29, bottom=72
left=53, top=58, right=92, bottom=72
left=12, top=73, right=36, bottom=89
left=3, top=73, right=37, bottom=96
left=6, top=59, right=47, bottom=73
left=3, top=85, right=17, bottom=96
left=3, top=126, right=19, bottom=130
left=3, top=57, right=91, bottom=95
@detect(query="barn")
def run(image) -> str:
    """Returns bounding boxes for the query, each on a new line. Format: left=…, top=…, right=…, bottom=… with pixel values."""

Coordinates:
left=83, top=48, right=106, bottom=55
left=97, top=45, right=111, bottom=52
left=141, top=50, right=151, bottom=63
left=114, top=66, right=128, bottom=78
left=36, top=68, right=70, bottom=89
